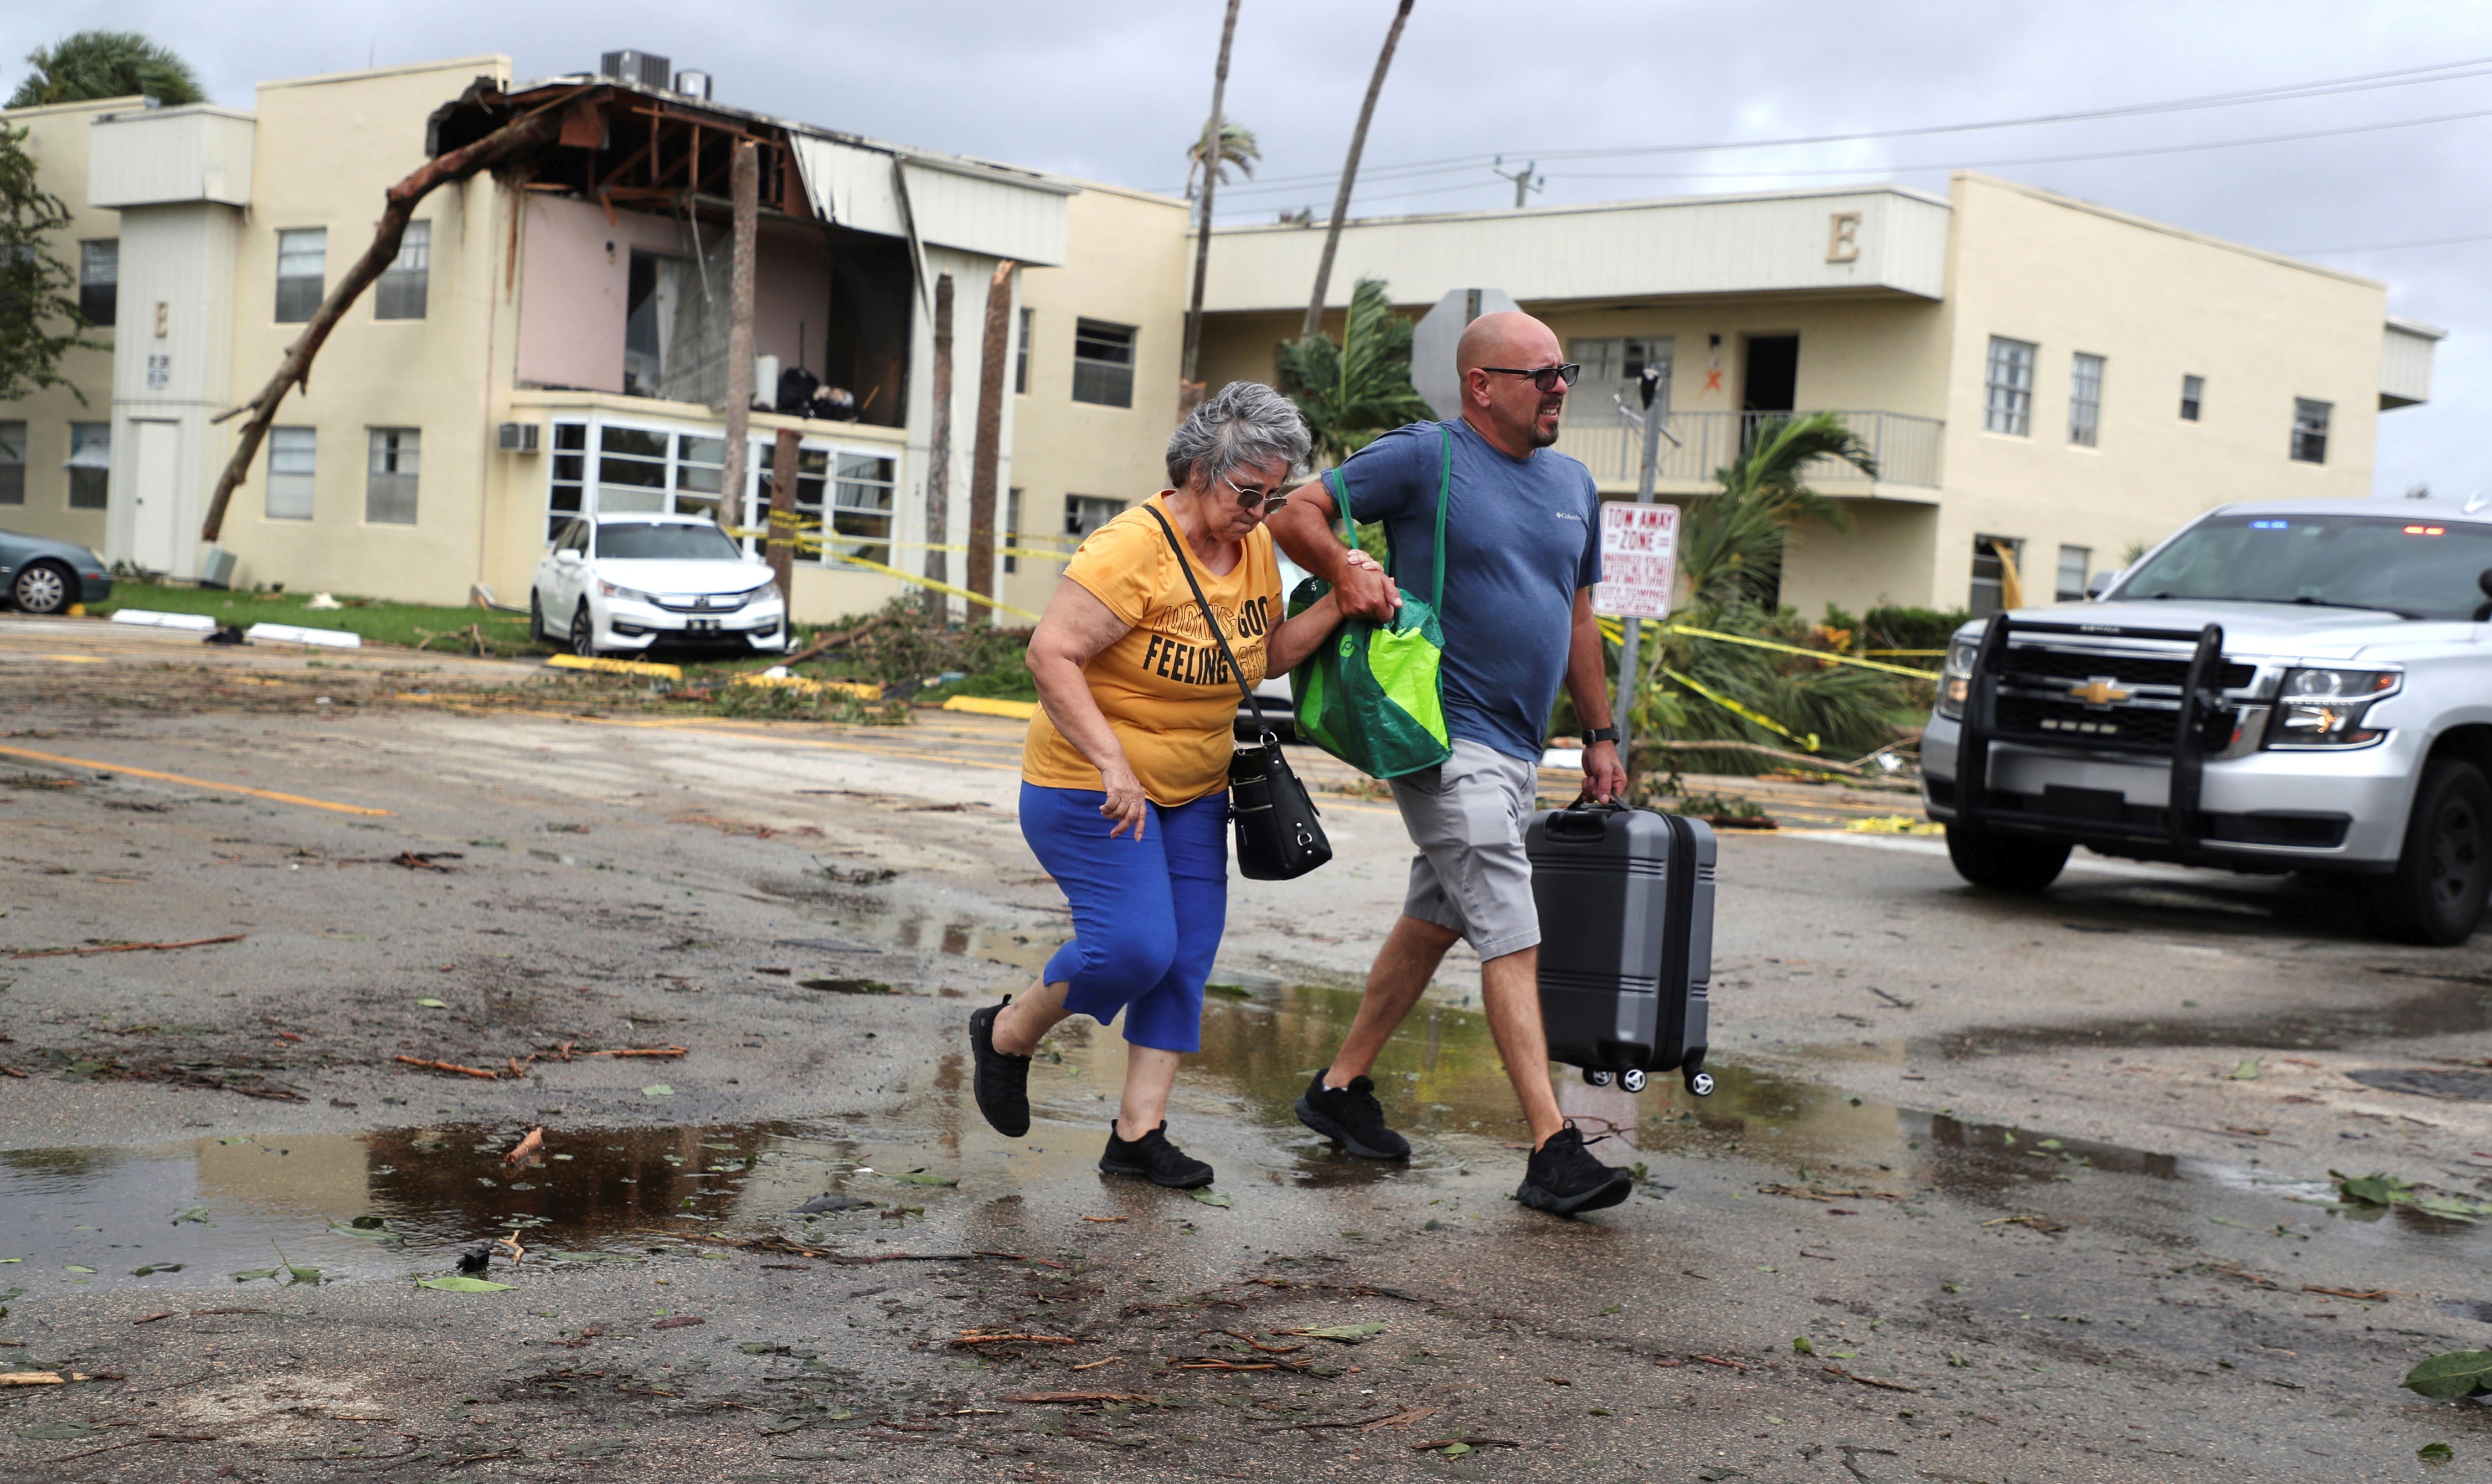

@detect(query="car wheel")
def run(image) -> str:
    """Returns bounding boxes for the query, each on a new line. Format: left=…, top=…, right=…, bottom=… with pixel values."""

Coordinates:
left=11, top=560, right=73, bottom=616
left=569, top=604, right=599, bottom=659
left=1944, top=822, right=2071, bottom=892
left=2365, top=758, right=2491, bottom=946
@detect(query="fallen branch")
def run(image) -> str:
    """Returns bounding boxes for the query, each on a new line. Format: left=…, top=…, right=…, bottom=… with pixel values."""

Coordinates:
left=12, top=934, right=245, bottom=960
left=1410, top=1436, right=1521, bottom=1452
left=1821, top=1365, right=1919, bottom=1393
left=750, top=612, right=895, bottom=673
left=394, top=1055, right=500, bottom=1080
left=2302, top=1284, right=2411, bottom=1301
left=1204, top=1329, right=1306, bottom=1355
left=133, top=1312, right=178, bottom=1325
left=503, top=1126, right=544, bottom=1165
left=583, top=1046, right=688, bottom=1059
left=0, top=1370, right=117, bottom=1385
left=1690, top=1354, right=1755, bottom=1372
left=1002, top=1391, right=1154, bottom=1405
left=952, top=1332, right=1079, bottom=1348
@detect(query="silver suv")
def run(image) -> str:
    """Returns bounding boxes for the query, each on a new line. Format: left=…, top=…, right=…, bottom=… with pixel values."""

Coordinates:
left=1922, top=498, right=2492, bottom=945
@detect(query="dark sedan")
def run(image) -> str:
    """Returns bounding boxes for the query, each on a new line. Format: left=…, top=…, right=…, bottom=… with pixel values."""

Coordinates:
left=0, top=529, right=113, bottom=614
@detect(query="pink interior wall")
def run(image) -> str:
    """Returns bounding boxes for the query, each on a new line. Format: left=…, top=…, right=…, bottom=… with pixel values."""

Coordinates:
left=516, top=195, right=834, bottom=396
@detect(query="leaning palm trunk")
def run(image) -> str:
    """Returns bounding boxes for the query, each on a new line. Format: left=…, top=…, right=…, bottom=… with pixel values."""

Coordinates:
left=1181, top=0, right=1244, bottom=403
left=1303, top=0, right=1414, bottom=339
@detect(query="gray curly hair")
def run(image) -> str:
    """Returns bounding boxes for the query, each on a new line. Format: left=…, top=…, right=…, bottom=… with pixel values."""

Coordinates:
left=1164, top=381, right=1311, bottom=490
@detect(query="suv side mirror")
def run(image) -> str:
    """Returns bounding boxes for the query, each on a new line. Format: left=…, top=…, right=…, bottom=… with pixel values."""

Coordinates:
left=555, top=548, right=581, bottom=565
left=2085, top=569, right=2121, bottom=600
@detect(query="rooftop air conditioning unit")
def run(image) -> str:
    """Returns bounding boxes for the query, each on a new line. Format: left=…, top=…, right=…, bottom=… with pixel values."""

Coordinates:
left=497, top=421, right=541, bottom=455
left=673, top=69, right=712, bottom=100
left=599, top=50, right=671, bottom=89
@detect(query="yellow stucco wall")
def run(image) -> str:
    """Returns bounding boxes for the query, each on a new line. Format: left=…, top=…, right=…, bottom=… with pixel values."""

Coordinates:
left=0, top=96, right=133, bottom=552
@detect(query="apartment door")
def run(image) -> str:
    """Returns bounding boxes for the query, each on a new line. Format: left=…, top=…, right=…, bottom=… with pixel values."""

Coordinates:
left=1741, top=335, right=1798, bottom=414
left=130, top=419, right=181, bottom=573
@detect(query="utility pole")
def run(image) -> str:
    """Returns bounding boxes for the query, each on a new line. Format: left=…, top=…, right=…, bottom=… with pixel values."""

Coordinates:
left=966, top=259, right=1018, bottom=627
left=767, top=428, right=800, bottom=607
left=923, top=272, right=954, bottom=619
left=1491, top=155, right=1542, bottom=209
left=1180, top=0, right=1243, bottom=413
left=721, top=140, right=759, bottom=534
left=1613, top=363, right=1667, bottom=766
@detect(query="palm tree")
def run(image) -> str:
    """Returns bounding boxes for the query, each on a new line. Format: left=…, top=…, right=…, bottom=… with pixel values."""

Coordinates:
left=1303, top=0, right=1415, bottom=339
left=9, top=30, right=204, bottom=109
left=1180, top=0, right=1247, bottom=400
left=1273, top=277, right=1432, bottom=467
left=1186, top=120, right=1260, bottom=200
left=1676, top=413, right=1873, bottom=611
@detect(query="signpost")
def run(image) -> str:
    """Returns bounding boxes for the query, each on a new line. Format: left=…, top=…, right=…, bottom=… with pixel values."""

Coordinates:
left=1598, top=365, right=1674, bottom=764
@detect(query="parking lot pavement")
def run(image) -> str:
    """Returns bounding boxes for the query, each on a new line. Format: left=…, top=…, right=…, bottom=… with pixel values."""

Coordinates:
left=6, top=630, right=2492, bottom=1479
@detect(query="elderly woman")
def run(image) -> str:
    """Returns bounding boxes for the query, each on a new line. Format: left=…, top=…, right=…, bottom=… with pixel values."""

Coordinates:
left=966, top=382, right=1376, bottom=1189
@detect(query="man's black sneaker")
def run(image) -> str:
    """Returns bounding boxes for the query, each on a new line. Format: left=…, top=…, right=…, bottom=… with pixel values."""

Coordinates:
left=1098, top=1121, right=1214, bottom=1189
left=1517, top=1121, right=1633, bottom=1217
left=967, top=999, right=1031, bottom=1138
left=1295, top=1071, right=1412, bottom=1160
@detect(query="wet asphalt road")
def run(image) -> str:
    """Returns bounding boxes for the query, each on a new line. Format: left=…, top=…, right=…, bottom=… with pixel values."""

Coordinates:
left=4, top=618, right=2492, bottom=1481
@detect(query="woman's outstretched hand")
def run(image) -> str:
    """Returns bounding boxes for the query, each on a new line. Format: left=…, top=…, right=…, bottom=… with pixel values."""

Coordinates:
left=1099, top=761, right=1150, bottom=841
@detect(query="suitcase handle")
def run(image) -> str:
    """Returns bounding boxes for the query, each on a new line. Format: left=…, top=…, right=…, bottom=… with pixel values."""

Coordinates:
left=1544, top=797, right=1630, bottom=840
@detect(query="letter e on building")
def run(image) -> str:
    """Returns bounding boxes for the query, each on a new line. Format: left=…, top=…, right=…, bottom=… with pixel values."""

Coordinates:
left=1826, top=212, right=1861, bottom=264
left=1594, top=502, right=1679, bottom=620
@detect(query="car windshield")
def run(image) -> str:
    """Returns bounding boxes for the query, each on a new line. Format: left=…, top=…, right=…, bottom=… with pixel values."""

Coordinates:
left=2115, top=514, right=2492, bottom=621
left=596, top=522, right=742, bottom=562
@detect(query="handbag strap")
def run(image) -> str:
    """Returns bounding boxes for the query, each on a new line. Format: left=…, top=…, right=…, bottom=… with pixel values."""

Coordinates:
left=1318, top=422, right=1452, bottom=613
left=1140, top=501, right=1267, bottom=731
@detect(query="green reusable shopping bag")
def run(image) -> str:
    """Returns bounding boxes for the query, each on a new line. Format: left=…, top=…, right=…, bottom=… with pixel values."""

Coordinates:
left=1284, top=424, right=1454, bottom=780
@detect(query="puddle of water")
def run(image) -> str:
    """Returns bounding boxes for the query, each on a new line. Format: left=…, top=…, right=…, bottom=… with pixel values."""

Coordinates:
left=13, top=983, right=2489, bottom=1308
left=1935, top=972, right=2492, bottom=1059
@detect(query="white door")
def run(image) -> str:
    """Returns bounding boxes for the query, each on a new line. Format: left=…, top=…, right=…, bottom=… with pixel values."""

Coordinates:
left=130, top=420, right=181, bottom=573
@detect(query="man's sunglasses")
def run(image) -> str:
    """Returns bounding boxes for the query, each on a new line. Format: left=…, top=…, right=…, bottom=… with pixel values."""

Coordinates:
left=1219, top=472, right=1289, bottom=513
left=1482, top=363, right=1582, bottom=392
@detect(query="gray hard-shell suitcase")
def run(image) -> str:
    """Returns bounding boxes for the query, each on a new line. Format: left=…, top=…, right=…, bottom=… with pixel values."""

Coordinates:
left=1525, top=801, right=1717, bottom=1097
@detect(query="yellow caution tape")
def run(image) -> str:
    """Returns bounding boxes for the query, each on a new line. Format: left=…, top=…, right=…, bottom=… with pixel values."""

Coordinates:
left=733, top=673, right=884, bottom=700
left=727, top=517, right=1073, bottom=564
left=803, top=549, right=1043, bottom=622
left=943, top=694, right=1038, bottom=720
left=1861, top=648, right=1947, bottom=657
left=1660, top=667, right=1821, bottom=753
left=545, top=653, right=682, bottom=680
left=1598, top=617, right=1936, bottom=679
left=1848, top=814, right=1945, bottom=835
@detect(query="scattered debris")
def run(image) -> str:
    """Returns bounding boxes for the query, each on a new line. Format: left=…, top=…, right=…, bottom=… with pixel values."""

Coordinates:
left=650, top=1316, right=706, bottom=1330
left=2404, top=1351, right=2492, bottom=1399
left=394, top=1055, right=499, bottom=1080
left=416, top=1276, right=512, bottom=1292
left=11, top=934, right=245, bottom=960
left=1981, top=1214, right=2066, bottom=1234
left=953, top=1331, right=1078, bottom=1348
left=1821, top=1365, right=1919, bottom=1393
left=1001, top=1392, right=1152, bottom=1405
left=504, top=1126, right=544, bottom=1165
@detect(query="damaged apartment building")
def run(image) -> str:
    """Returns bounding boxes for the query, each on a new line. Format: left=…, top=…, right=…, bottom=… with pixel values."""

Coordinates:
left=0, top=53, right=1185, bottom=621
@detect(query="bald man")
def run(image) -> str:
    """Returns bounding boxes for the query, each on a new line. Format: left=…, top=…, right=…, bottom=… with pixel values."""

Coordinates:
left=1266, top=310, right=1633, bottom=1217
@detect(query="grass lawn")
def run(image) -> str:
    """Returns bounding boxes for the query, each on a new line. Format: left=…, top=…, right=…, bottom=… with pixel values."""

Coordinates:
left=95, top=582, right=552, bottom=657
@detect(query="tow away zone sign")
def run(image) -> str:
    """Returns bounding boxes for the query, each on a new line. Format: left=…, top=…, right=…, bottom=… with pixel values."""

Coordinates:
left=1594, top=502, right=1679, bottom=620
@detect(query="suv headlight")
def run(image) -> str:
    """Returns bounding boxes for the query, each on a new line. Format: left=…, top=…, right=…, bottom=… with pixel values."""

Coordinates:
left=1935, top=636, right=1980, bottom=719
left=598, top=580, right=655, bottom=604
left=2267, top=667, right=2398, bottom=748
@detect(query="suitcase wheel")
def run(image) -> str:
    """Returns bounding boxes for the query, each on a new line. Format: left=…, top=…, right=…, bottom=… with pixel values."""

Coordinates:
left=1619, top=1068, right=1647, bottom=1094
left=1580, top=1067, right=1614, bottom=1088
left=1686, top=1070, right=1716, bottom=1097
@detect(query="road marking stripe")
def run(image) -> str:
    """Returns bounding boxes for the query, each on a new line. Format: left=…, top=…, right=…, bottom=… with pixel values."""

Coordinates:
left=0, top=744, right=394, bottom=817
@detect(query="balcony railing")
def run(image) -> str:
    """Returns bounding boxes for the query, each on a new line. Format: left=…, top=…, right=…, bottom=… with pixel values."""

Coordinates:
left=1554, top=409, right=1943, bottom=492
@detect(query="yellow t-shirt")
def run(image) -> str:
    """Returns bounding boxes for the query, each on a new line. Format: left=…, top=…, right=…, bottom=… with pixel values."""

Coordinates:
left=1021, top=494, right=1282, bottom=806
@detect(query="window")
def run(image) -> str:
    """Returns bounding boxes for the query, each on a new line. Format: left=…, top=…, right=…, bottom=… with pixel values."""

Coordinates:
left=1015, top=308, right=1032, bottom=394
left=2290, top=398, right=2331, bottom=464
left=1065, top=494, right=1122, bottom=540
left=546, top=421, right=588, bottom=542
left=0, top=421, right=23, bottom=505
left=2067, top=353, right=2104, bottom=447
left=374, top=220, right=429, bottom=320
left=1984, top=337, right=2035, bottom=436
left=594, top=424, right=724, bottom=519
left=1969, top=533, right=2024, bottom=617
left=276, top=229, right=326, bottom=323
left=1003, top=487, right=1022, bottom=574
left=827, top=452, right=896, bottom=564
left=2180, top=374, right=2204, bottom=422
left=2056, top=544, right=2092, bottom=603
left=1071, top=319, right=1136, bottom=408
left=266, top=427, right=316, bottom=521
left=1566, top=337, right=1674, bottom=422
left=365, top=427, right=419, bottom=525
left=67, top=423, right=110, bottom=509
left=78, top=240, right=116, bottom=328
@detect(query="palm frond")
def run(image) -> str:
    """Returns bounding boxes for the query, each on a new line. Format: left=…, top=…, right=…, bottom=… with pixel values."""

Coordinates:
left=9, top=30, right=203, bottom=109
left=1274, top=277, right=1433, bottom=466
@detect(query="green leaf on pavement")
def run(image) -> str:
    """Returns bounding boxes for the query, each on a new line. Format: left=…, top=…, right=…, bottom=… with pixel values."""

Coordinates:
left=286, top=1265, right=321, bottom=1285
left=64, top=1265, right=95, bottom=1274
left=171, top=1205, right=210, bottom=1224
left=232, top=1268, right=280, bottom=1281
left=2230, top=1060, right=2261, bottom=1080
left=1792, top=1336, right=1816, bottom=1354
left=2419, top=1442, right=2454, bottom=1462
left=1190, top=1190, right=1232, bottom=1208
left=641, top=1084, right=673, bottom=1097
left=418, top=1276, right=514, bottom=1292
left=2409, top=1196, right=2492, bottom=1224
left=1441, top=1442, right=1473, bottom=1456
left=415, top=997, right=448, bottom=1008
left=2332, top=1170, right=2405, bottom=1207
left=2401, top=1351, right=2492, bottom=1400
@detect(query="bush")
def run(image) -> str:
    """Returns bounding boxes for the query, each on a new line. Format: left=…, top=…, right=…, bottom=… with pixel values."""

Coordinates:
left=1859, top=605, right=1969, bottom=655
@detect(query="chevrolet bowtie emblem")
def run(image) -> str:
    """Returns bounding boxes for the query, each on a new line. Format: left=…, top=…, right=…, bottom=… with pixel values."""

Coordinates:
left=2069, top=677, right=2130, bottom=707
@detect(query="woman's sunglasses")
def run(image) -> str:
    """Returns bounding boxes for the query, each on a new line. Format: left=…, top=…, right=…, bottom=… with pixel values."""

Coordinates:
left=1482, top=363, right=1582, bottom=392
left=1218, top=472, right=1289, bottom=513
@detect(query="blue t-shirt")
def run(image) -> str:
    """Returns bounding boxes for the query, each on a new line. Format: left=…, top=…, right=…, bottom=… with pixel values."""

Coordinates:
left=1333, top=420, right=1601, bottom=762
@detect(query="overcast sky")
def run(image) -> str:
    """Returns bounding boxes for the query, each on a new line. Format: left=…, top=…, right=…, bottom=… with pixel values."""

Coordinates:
left=11, top=1, right=2488, bottom=498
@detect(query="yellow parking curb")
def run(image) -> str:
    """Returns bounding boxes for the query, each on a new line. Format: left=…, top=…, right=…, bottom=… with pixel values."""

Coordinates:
left=545, top=653, right=682, bottom=680
left=733, top=673, right=883, bottom=700
left=943, top=695, right=1038, bottom=720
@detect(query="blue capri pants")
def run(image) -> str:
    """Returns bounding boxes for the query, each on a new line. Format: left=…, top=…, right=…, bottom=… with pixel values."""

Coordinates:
left=1018, top=782, right=1229, bottom=1054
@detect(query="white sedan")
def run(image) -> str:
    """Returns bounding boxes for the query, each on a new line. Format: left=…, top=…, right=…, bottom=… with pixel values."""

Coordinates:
left=532, top=515, right=790, bottom=658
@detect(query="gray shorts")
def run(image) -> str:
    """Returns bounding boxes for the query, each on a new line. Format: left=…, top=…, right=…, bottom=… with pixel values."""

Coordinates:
left=1391, top=739, right=1542, bottom=961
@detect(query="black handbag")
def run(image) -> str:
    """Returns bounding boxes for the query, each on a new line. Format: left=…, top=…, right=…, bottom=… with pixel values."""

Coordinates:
left=1142, top=504, right=1333, bottom=881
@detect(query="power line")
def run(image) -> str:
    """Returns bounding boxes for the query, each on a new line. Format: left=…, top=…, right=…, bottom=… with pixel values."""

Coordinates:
left=1186, top=52, right=2492, bottom=200
left=2286, top=231, right=2492, bottom=255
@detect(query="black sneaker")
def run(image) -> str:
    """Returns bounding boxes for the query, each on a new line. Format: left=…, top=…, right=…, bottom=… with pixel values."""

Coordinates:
left=1098, top=1121, right=1214, bottom=1189
left=967, top=999, right=1031, bottom=1138
left=1295, top=1071, right=1412, bottom=1160
left=1516, top=1121, right=1633, bottom=1217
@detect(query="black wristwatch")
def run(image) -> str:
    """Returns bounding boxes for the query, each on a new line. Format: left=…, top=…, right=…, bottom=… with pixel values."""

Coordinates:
left=1580, top=726, right=1620, bottom=746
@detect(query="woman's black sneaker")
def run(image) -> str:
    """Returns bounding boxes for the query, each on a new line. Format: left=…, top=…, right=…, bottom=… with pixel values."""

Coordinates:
left=1517, top=1121, right=1633, bottom=1217
left=1294, top=1071, right=1411, bottom=1160
left=1099, top=1121, right=1214, bottom=1189
left=967, top=999, right=1031, bottom=1138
